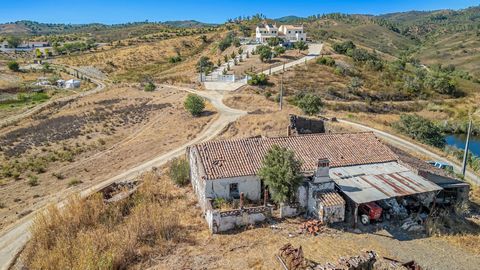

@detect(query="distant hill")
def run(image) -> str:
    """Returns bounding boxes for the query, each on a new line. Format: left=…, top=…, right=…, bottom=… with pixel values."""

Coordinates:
left=0, top=20, right=215, bottom=39
left=274, top=16, right=305, bottom=23
left=162, top=20, right=216, bottom=28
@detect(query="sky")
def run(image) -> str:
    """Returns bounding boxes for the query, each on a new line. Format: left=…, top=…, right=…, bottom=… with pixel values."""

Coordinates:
left=1, top=0, right=479, bottom=24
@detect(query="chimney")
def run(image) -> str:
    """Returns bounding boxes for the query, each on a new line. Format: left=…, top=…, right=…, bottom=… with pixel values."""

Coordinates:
left=314, top=158, right=330, bottom=182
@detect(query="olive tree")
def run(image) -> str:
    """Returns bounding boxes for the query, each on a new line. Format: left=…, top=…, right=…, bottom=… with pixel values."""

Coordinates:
left=258, top=145, right=303, bottom=204
left=184, top=93, right=205, bottom=116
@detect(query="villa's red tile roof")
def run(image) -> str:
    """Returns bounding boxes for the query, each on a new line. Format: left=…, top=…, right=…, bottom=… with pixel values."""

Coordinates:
left=193, top=132, right=398, bottom=180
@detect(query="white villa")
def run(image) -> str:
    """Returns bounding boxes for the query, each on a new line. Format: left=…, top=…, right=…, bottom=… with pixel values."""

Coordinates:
left=255, top=23, right=306, bottom=43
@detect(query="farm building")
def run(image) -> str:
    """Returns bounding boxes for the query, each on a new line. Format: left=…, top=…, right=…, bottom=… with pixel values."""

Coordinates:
left=188, top=132, right=468, bottom=231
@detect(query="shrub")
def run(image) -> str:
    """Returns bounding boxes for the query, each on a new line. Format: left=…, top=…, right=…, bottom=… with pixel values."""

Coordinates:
left=28, top=176, right=39, bottom=187
left=296, top=93, right=323, bottom=116
left=184, top=93, right=205, bottom=116
left=333, top=40, right=356, bottom=54
left=273, top=46, right=286, bottom=56
left=316, top=56, right=335, bottom=66
left=67, top=179, right=83, bottom=187
left=52, top=172, right=65, bottom=180
left=196, top=56, right=214, bottom=74
left=294, top=41, right=308, bottom=52
left=259, top=145, right=303, bottom=203
left=168, top=55, right=182, bottom=63
left=267, top=37, right=281, bottom=47
left=393, top=114, right=446, bottom=148
left=144, top=82, right=156, bottom=92
left=247, top=73, right=268, bottom=86
left=169, top=158, right=190, bottom=186
left=256, top=45, right=272, bottom=62
left=7, top=61, right=20, bottom=72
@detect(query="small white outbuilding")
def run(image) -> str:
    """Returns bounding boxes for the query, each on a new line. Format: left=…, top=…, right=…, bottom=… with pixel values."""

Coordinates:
left=65, top=79, right=81, bottom=89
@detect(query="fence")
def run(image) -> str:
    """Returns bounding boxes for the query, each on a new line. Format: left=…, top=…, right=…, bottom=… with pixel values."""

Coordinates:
left=200, top=73, right=249, bottom=83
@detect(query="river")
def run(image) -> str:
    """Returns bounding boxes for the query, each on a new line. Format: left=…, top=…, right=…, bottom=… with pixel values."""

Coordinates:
left=445, top=134, right=480, bottom=157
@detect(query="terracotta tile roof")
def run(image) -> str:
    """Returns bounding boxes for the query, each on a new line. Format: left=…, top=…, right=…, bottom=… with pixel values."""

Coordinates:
left=193, top=132, right=399, bottom=180
left=316, top=191, right=345, bottom=207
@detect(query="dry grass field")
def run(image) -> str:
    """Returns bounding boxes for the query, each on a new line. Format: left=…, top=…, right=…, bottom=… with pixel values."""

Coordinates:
left=55, top=32, right=226, bottom=83
left=22, top=165, right=480, bottom=270
left=0, top=85, right=216, bottom=230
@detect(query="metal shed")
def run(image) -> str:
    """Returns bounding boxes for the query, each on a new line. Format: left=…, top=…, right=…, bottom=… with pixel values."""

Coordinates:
left=329, top=162, right=442, bottom=226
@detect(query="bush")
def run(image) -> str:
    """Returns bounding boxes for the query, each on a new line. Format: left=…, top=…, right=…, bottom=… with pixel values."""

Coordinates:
left=333, top=40, right=356, bottom=54
left=184, top=93, right=205, bottom=116
left=256, top=45, right=272, bottom=62
left=218, top=32, right=235, bottom=51
left=28, top=176, right=39, bottom=187
left=196, top=56, right=214, bottom=74
left=247, top=73, right=269, bottom=86
left=267, top=37, right=281, bottom=47
left=144, top=82, right=156, bottom=92
left=273, top=46, right=286, bottom=56
left=296, top=93, right=323, bottom=116
left=7, top=61, right=20, bottom=72
left=168, top=158, right=190, bottom=186
left=393, top=114, right=446, bottom=148
left=67, top=179, right=83, bottom=187
left=316, top=56, right=335, bottom=66
left=168, top=55, right=182, bottom=63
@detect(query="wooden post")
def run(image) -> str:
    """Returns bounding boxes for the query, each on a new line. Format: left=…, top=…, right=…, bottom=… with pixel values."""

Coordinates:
left=240, top=192, right=244, bottom=209
left=263, top=189, right=269, bottom=206
left=353, top=203, right=358, bottom=229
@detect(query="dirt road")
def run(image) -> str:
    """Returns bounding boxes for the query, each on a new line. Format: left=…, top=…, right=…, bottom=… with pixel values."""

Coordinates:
left=338, top=119, right=480, bottom=185
left=0, top=85, right=246, bottom=269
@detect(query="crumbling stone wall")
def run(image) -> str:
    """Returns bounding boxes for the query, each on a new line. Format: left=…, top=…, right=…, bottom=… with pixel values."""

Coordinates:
left=288, top=114, right=325, bottom=136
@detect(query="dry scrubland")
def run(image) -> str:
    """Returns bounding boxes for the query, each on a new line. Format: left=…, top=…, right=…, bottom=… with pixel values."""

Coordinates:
left=22, top=167, right=480, bottom=270
left=0, top=85, right=216, bottom=230
left=55, top=32, right=225, bottom=83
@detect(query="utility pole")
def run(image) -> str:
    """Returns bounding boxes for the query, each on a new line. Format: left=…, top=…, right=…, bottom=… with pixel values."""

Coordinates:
left=279, top=74, right=283, bottom=110
left=462, top=117, right=473, bottom=177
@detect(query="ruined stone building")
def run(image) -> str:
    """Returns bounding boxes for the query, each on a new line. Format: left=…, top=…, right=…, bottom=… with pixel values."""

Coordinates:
left=187, top=132, right=469, bottom=231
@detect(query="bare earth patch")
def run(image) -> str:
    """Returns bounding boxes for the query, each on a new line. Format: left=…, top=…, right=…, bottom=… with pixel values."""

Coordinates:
left=0, top=85, right=217, bottom=230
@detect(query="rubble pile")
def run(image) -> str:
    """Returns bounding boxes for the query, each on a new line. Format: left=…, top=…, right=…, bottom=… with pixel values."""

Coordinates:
left=309, top=251, right=378, bottom=270
left=100, top=181, right=139, bottom=203
left=277, top=245, right=422, bottom=270
left=278, top=243, right=307, bottom=270
left=300, top=220, right=326, bottom=235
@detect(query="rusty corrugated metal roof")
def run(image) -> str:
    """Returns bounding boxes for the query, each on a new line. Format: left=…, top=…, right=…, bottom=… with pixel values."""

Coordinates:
left=330, top=162, right=442, bottom=204
left=193, top=132, right=398, bottom=180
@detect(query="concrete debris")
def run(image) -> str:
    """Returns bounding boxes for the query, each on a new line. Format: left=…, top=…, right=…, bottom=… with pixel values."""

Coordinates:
left=277, top=245, right=422, bottom=270
left=310, top=251, right=378, bottom=270
left=416, top=193, right=436, bottom=207
left=381, top=198, right=408, bottom=219
left=401, top=218, right=424, bottom=232
left=100, top=181, right=139, bottom=203
left=300, top=220, right=326, bottom=235
left=278, top=243, right=306, bottom=270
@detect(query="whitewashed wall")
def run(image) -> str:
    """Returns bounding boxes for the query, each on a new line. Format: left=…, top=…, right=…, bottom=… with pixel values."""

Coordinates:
left=205, top=175, right=261, bottom=201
